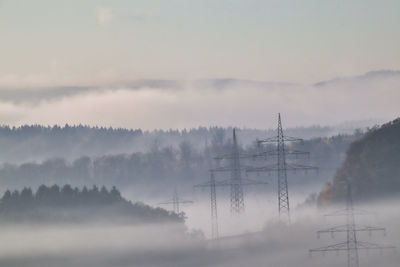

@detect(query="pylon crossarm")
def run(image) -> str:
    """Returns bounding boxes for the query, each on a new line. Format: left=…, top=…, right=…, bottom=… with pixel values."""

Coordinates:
left=317, top=225, right=386, bottom=235
left=356, top=241, right=396, bottom=250
left=282, top=136, right=304, bottom=142
left=286, top=163, right=318, bottom=171
left=310, top=242, right=349, bottom=253
left=357, top=226, right=386, bottom=233
left=324, top=208, right=372, bottom=217
left=317, top=224, right=348, bottom=236
left=214, top=153, right=258, bottom=160
left=257, top=137, right=279, bottom=144
left=310, top=242, right=396, bottom=254
left=212, top=165, right=255, bottom=173
left=257, top=136, right=303, bottom=144
left=250, top=150, right=310, bottom=159
left=245, top=164, right=275, bottom=173
left=209, top=178, right=267, bottom=186
left=270, top=150, right=310, bottom=157
left=245, top=163, right=317, bottom=173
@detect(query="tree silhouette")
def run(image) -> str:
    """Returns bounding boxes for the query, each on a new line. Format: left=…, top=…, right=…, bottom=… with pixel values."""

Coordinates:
left=0, top=185, right=184, bottom=225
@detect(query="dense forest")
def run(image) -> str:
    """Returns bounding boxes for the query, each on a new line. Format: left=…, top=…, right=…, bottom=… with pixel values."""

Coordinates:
left=0, top=124, right=367, bottom=164
left=318, top=118, right=400, bottom=204
left=0, top=185, right=183, bottom=224
left=0, top=129, right=362, bottom=194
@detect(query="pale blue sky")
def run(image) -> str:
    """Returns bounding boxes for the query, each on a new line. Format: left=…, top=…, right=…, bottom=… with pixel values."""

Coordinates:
left=1, top=0, right=399, bottom=85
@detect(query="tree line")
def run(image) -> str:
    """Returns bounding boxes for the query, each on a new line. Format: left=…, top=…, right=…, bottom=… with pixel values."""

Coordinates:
left=0, top=184, right=184, bottom=224
left=0, top=131, right=362, bottom=193
left=318, top=118, right=400, bottom=204
left=0, top=124, right=356, bottom=164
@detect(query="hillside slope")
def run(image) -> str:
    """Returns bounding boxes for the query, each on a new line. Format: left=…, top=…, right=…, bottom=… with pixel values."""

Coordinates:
left=318, top=118, right=400, bottom=205
left=0, top=185, right=184, bottom=224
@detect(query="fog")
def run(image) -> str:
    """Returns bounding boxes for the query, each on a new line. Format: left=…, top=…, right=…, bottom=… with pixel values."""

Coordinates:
left=2, top=1, right=398, bottom=265
left=1, top=197, right=398, bottom=267
left=0, top=72, right=398, bottom=266
left=0, top=125, right=355, bottom=200
left=0, top=71, right=398, bottom=130
left=0, top=117, right=396, bottom=267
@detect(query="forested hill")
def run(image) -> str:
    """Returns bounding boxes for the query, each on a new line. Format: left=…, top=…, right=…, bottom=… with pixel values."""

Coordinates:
left=0, top=124, right=368, bottom=163
left=0, top=132, right=360, bottom=193
left=318, top=118, right=400, bottom=205
left=0, top=185, right=183, bottom=224
left=0, top=125, right=142, bottom=163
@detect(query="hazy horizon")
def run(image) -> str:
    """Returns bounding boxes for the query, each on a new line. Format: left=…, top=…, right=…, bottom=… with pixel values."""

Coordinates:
left=0, top=70, right=397, bottom=130
left=1, top=1, right=400, bottom=130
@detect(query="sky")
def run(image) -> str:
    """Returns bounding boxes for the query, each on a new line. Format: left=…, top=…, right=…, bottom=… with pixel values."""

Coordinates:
left=0, top=0, right=399, bottom=129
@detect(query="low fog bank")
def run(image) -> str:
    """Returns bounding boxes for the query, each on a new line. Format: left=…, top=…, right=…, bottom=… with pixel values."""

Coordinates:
left=0, top=70, right=394, bottom=164
left=1, top=198, right=398, bottom=267
left=0, top=223, right=201, bottom=267
left=0, top=71, right=397, bottom=131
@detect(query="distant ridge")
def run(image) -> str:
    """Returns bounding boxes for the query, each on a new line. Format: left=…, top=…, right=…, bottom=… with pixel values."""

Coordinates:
left=1, top=70, right=400, bottom=103
left=193, top=79, right=296, bottom=90
left=314, top=70, right=400, bottom=87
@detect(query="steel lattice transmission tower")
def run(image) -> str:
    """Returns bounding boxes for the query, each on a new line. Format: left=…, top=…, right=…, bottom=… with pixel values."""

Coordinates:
left=195, top=128, right=267, bottom=238
left=212, top=128, right=268, bottom=215
left=159, top=188, right=193, bottom=214
left=195, top=169, right=267, bottom=238
left=246, top=113, right=317, bottom=223
left=230, top=128, right=244, bottom=213
left=310, top=179, right=395, bottom=267
left=194, top=171, right=219, bottom=239
left=276, top=114, right=290, bottom=220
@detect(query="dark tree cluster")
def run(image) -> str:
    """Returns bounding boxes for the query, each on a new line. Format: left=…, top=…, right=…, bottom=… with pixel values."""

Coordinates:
left=0, top=124, right=143, bottom=163
left=0, top=124, right=351, bottom=164
left=0, top=131, right=360, bottom=192
left=319, top=118, right=400, bottom=204
left=0, top=185, right=183, bottom=224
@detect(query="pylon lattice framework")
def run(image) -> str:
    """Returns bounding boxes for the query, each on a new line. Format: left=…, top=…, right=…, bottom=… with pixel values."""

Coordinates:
left=309, top=179, right=395, bottom=267
left=159, top=188, right=193, bottom=214
left=211, top=129, right=268, bottom=215
left=246, top=113, right=317, bottom=223
left=194, top=171, right=219, bottom=239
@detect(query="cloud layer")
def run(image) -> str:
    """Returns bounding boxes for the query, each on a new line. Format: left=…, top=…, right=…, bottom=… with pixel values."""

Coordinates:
left=0, top=71, right=398, bottom=130
left=0, top=200, right=398, bottom=267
